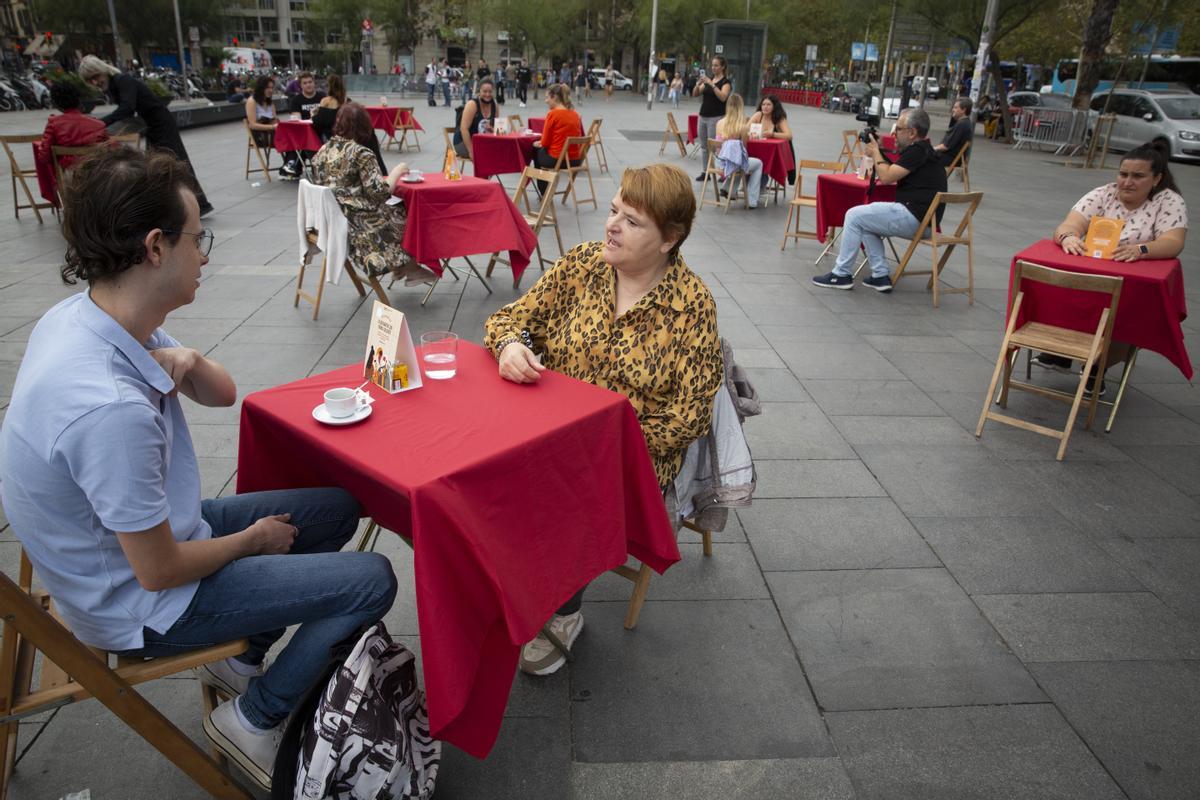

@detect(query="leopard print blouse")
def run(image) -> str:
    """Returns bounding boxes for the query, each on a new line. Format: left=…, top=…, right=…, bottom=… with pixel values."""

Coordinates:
left=484, top=241, right=723, bottom=487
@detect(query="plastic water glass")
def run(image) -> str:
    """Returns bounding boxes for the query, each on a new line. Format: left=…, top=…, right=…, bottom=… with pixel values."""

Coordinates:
left=421, top=331, right=458, bottom=380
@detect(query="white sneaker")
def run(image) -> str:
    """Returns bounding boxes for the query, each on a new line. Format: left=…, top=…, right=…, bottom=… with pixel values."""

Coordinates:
left=519, top=102, right=526, bottom=108
left=203, top=698, right=282, bottom=790
left=195, top=658, right=264, bottom=697
left=519, top=611, right=583, bottom=676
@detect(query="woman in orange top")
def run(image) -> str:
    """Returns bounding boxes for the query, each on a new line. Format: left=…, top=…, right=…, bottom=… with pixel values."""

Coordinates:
left=532, top=83, right=584, bottom=193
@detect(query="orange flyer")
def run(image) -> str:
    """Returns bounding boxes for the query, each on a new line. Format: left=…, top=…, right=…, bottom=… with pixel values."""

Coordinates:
left=1084, top=216, right=1124, bottom=259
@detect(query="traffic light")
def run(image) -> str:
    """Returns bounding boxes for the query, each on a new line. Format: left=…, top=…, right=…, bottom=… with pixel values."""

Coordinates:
left=232, top=36, right=239, bottom=47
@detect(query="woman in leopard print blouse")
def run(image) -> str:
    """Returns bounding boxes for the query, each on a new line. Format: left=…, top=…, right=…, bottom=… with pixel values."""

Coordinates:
left=484, top=163, right=723, bottom=677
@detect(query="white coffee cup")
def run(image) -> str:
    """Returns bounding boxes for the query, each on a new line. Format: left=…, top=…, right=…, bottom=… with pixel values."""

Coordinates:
left=323, top=387, right=370, bottom=418
left=409, top=168, right=422, bottom=179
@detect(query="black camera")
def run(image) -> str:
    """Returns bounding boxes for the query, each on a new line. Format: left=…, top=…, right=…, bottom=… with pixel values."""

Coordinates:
left=855, top=111, right=881, bottom=143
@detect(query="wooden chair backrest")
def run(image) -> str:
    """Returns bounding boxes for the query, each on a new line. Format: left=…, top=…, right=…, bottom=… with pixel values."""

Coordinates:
left=513, top=165, right=561, bottom=225
left=1, top=134, right=40, bottom=172
left=588, top=118, right=602, bottom=139
left=910, top=190, right=984, bottom=242
left=666, top=112, right=682, bottom=134
left=111, top=132, right=141, bottom=149
left=507, top=114, right=523, bottom=130
left=554, top=135, right=592, bottom=169
left=946, top=140, right=970, bottom=173
left=1013, top=259, right=1124, bottom=299
left=795, top=159, right=842, bottom=200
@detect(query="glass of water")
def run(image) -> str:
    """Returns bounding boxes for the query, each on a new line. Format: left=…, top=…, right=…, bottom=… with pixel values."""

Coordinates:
left=420, top=331, right=459, bottom=379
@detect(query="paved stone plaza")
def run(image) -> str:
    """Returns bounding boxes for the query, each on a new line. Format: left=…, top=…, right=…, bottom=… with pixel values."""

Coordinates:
left=1, top=90, right=1198, bottom=799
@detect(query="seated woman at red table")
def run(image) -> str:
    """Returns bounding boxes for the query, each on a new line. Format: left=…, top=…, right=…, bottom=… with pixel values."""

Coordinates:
left=34, top=80, right=109, bottom=206
left=484, top=163, right=724, bottom=677
left=532, top=83, right=584, bottom=194
left=749, top=94, right=793, bottom=140
left=1037, top=137, right=1188, bottom=394
left=714, top=93, right=765, bottom=208
left=454, top=77, right=499, bottom=161
left=244, top=75, right=277, bottom=151
left=312, top=103, right=429, bottom=285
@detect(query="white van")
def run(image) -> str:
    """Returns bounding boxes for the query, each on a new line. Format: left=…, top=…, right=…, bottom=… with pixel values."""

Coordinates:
left=221, top=48, right=273, bottom=75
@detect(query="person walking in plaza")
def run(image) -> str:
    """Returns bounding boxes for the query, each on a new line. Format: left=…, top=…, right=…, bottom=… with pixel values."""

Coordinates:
left=669, top=72, right=683, bottom=107
left=0, top=146, right=398, bottom=791
left=657, top=66, right=669, bottom=102
left=812, top=108, right=947, bottom=293
left=78, top=55, right=213, bottom=216
left=425, top=58, right=438, bottom=106
left=692, top=55, right=732, bottom=181
left=935, top=96, right=973, bottom=167
left=462, top=59, right=475, bottom=103
left=605, top=62, right=615, bottom=100
left=483, top=163, right=724, bottom=676
left=439, top=58, right=453, bottom=107
left=517, top=60, right=531, bottom=107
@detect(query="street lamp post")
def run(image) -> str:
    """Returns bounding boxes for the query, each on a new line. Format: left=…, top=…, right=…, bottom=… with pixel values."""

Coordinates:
left=106, top=0, right=121, bottom=65
left=645, top=0, right=658, bottom=109
left=171, top=0, right=188, bottom=91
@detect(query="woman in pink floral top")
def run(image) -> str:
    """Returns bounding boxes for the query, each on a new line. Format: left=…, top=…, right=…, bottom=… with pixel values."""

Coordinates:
left=1052, top=137, right=1187, bottom=262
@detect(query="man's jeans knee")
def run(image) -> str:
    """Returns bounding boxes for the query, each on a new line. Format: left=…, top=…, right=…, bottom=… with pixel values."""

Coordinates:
left=833, top=202, right=921, bottom=279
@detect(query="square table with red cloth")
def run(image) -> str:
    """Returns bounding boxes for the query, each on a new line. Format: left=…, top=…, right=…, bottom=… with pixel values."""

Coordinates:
left=471, top=132, right=538, bottom=180
left=1009, top=239, right=1192, bottom=380
left=236, top=343, right=680, bottom=757
left=273, top=119, right=323, bottom=152
left=814, top=172, right=898, bottom=243
left=687, top=113, right=698, bottom=145
left=365, top=106, right=426, bottom=138
left=392, top=172, right=537, bottom=283
left=747, top=138, right=794, bottom=186
left=528, top=116, right=545, bottom=133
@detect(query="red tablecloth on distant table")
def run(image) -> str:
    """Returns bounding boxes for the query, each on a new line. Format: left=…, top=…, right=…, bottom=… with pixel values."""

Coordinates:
left=471, top=132, right=537, bottom=180
left=878, top=133, right=897, bottom=153
left=365, top=106, right=426, bottom=137
left=1010, top=239, right=1192, bottom=380
left=392, top=173, right=537, bottom=283
left=814, top=172, right=898, bottom=243
left=687, top=114, right=698, bottom=144
left=274, top=119, right=322, bottom=152
left=747, top=138, right=794, bottom=186
left=237, top=344, right=679, bottom=757
left=528, top=116, right=545, bottom=133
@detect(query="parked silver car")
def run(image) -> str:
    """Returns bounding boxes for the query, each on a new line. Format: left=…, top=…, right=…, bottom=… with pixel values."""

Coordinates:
left=1088, top=89, right=1200, bottom=162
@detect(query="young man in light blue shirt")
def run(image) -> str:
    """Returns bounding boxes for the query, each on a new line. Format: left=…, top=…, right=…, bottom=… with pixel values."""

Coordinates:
left=0, top=148, right=397, bottom=791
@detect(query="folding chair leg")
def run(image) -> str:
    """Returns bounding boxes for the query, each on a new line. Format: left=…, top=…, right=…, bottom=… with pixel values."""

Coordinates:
left=355, top=519, right=381, bottom=552
left=1105, top=347, right=1138, bottom=433
left=365, top=275, right=391, bottom=307
left=1058, top=353, right=1098, bottom=460
left=816, top=228, right=840, bottom=265
left=624, top=563, right=653, bottom=630
left=200, top=682, right=230, bottom=769
left=977, top=346, right=1014, bottom=437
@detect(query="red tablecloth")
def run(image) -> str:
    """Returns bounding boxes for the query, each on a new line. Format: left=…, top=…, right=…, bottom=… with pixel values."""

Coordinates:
left=527, top=116, right=545, bottom=133
left=687, top=113, right=698, bottom=145
left=1010, top=240, right=1192, bottom=380
left=364, top=106, right=426, bottom=137
left=392, top=173, right=537, bottom=283
left=236, top=344, right=679, bottom=757
left=747, top=138, right=794, bottom=186
left=814, top=172, right=898, bottom=243
left=471, top=133, right=537, bottom=180
left=274, top=119, right=322, bottom=152
left=879, top=133, right=897, bottom=152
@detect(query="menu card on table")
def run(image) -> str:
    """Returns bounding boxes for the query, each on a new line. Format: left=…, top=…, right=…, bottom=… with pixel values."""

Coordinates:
left=1084, top=217, right=1124, bottom=259
left=363, top=300, right=423, bottom=394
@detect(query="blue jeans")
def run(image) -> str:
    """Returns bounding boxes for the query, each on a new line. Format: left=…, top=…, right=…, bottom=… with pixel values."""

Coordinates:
left=726, top=156, right=764, bottom=208
left=833, top=202, right=921, bottom=279
left=119, top=488, right=397, bottom=729
left=426, top=82, right=435, bottom=104
left=442, top=83, right=452, bottom=106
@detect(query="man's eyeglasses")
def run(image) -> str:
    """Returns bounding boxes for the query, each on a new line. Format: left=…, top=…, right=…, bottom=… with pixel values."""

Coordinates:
left=162, top=228, right=214, bottom=257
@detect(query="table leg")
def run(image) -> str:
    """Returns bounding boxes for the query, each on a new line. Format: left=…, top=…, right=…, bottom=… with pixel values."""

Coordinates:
left=816, top=228, right=840, bottom=265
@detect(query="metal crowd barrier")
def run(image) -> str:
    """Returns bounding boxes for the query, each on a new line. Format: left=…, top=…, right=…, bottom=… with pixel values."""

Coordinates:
left=1011, top=107, right=1090, bottom=155
left=765, top=87, right=827, bottom=108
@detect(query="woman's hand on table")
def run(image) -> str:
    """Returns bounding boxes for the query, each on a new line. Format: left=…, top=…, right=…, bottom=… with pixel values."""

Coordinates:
left=247, top=513, right=297, bottom=554
left=1060, top=234, right=1087, bottom=256
left=498, top=342, right=546, bottom=383
left=1112, top=243, right=1144, bottom=262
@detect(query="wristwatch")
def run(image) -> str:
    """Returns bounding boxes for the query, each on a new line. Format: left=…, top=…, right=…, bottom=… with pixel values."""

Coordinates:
left=1139, top=244, right=1149, bottom=256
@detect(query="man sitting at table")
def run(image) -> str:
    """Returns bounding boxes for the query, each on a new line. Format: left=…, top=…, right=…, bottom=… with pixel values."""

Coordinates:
left=0, top=147, right=398, bottom=792
left=281, top=71, right=326, bottom=179
left=813, top=108, right=947, bottom=293
left=934, top=97, right=972, bottom=167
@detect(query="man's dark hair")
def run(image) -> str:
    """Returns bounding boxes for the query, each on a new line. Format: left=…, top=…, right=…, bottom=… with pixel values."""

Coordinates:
left=60, top=148, right=197, bottom=285
left=904, top=108, right=931, bottom=137
left=955, top=96, right=973, bottom=115
left=298, top=71, right=314, bottom=82
left=50, top=80, right=83, bottom=111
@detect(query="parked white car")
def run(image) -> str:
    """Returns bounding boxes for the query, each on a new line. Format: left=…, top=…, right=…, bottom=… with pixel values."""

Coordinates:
left=910, top=76, right=940, bottom=99
left=590, top=68, right=633, bottom=90
left=1088, top=89, right=1200, bottom=162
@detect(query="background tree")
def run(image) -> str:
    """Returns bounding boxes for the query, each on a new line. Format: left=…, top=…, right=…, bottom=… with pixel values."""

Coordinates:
left=1071, top=0, right=1119, bottom=109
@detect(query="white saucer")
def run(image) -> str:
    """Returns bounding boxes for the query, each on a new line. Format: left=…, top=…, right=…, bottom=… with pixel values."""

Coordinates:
left=401, top=176, right=425, bottom=183
left=312, top=403, right=372, bottom=426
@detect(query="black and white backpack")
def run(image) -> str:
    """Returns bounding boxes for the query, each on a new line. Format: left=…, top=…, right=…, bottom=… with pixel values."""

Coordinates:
left=282, top=622, right=440, bottom=800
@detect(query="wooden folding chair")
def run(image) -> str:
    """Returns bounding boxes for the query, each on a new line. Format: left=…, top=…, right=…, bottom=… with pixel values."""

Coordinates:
left=486, top=165, right=564, bottom=285
left=442, top=127, right=469, bottom=173
left=243, top=119, right=273, bottom=183
left=1, top=134, right=56, bottom=224
left=837, top=129, right=864, bottom=172
left=780, top=159, right=842, bottom=249
left=0, top=548, right=251, bottom=799
left=945, top=140, right=970, bottom=190
left=889, top=191, right=983, bottom=307
left=111, top=132, right=143, bottom=149
left=698, top=140, right=748, bottom=214
left=507, top=113, right=523, bottom=131
left=976, top=261, right=1123, bottom=460
left=551, top=136, right=597, bottom=211
left=51, top=143, right=111, bottom=209
left=587, top=118, right=609, bottom=173
left=390, top=107, right=420, bottom=152
left=611, top=519, right=716, bottom=630
left=660, top=111, right=688, bottom=157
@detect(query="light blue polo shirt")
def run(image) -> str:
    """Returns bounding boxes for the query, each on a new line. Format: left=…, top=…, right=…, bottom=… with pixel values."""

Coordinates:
left=0, top=292, right=210, bottom=651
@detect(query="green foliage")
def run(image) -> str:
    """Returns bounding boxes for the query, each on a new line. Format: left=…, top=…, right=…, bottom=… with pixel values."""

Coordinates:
left=44, top=66, right=103, bottom=101
left=146, top=78, right=173, bottom=98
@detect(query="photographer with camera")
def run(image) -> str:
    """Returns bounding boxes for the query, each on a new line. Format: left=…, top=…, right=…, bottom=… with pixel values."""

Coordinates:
left=812, top=108, right=946, bottom=293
